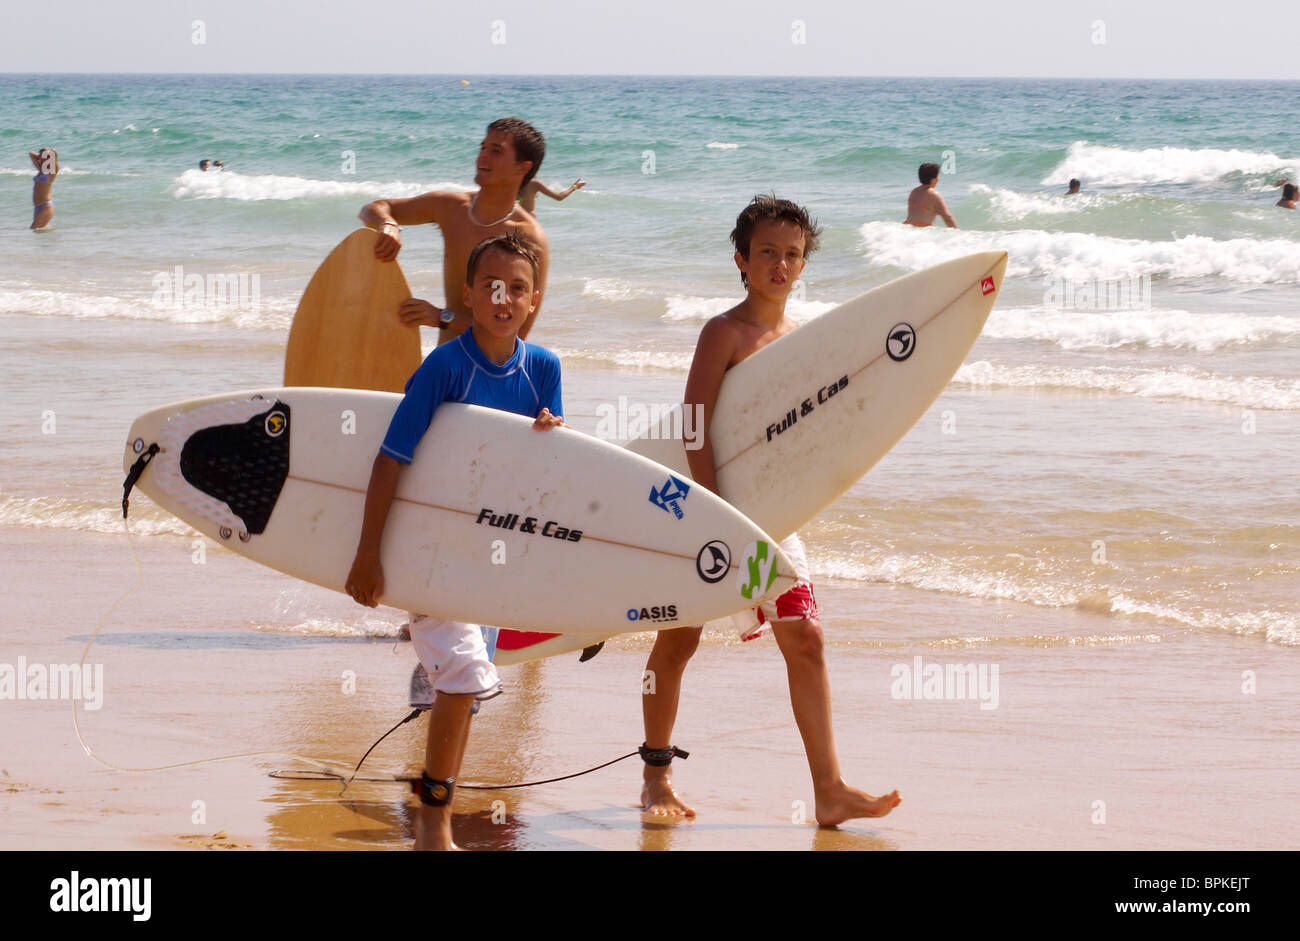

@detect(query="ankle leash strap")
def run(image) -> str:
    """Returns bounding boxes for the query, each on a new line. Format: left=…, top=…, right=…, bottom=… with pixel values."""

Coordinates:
left=638, top=744, right=689, bottom=767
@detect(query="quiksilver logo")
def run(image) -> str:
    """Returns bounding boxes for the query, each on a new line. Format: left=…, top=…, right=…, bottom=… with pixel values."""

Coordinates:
left=887, top=323, right=916, bottom=362
left=696, top=540, right=730, bottom=583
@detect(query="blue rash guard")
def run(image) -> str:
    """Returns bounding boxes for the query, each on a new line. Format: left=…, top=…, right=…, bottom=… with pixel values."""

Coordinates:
left=380, top=329, right=564, bottom=465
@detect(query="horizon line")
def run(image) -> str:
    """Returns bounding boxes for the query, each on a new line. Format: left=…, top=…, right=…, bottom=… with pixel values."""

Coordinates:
left=3, top=72, right=1299, bottom=82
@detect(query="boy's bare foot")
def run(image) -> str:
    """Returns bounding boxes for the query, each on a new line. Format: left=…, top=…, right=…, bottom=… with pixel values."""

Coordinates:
left=641, top=770, right=697, bottom=817
left=814, top=780, right=901, bottom=827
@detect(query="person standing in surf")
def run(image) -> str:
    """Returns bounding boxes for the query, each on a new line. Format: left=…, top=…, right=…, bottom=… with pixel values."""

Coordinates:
left=359, top=117, right=550, bottom=343
left=29, top=146, right=58, bottom=230
left=904, top=162, right=958, bottom=228
left=638, top=195, right=901, bottom=826
left=344, top=233, right=564, bottom=851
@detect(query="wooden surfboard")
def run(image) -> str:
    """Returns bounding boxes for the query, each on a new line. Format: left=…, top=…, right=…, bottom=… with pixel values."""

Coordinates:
left=284, top=228, right=422, bottom=393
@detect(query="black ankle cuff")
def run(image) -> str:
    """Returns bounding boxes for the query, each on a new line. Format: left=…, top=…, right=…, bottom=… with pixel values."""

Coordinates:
left=411, top=772, right=456, bottom=806
left=638, top=743, right=689, bottom=767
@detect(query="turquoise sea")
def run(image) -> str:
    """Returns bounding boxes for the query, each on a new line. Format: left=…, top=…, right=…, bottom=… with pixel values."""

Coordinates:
left=1, top=74, right=1297, bottom=649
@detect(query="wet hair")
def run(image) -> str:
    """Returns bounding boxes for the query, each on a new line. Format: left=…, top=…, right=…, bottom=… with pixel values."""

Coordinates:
left=1068, top=178, right=1081, bottom=190
left=1284, top=183, right=1298, bottom=201
left=919, top=162, right=940, bottom=184
left=199, top=160, right=211, bottom=170
left=465, top=231, right=542, bottom=287
left=487, top=117, right=545, bottom=186
left=729, top=194, right=822, bottom=287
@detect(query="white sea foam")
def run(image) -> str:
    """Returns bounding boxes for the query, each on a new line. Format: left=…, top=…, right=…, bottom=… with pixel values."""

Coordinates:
left=1042, top=141, right=1293, bottom=186
left=0, top=286, right=296, bottom=330
left=815, top=551, right=1299, bottom=645
left=955, top=360, right=1300, bottom=410
left=0, top=495, right=196, bottom=538
left=1109, top=595, right=1299, bottom=646
left=662, top=295, right=734, bottom=322
left=581, top=280, right=837, bottom=324
left=706, top=141, right=740, bottom=150
left=662, top=294, right=837, bottom=323
left=580, top=278, right=659, bottom=302
left=549, top=345, right=693, bottom=372
left=171, top=168, right=472, bottom=201
left=0, top=166, right=94, bottom=177
left=858, top=221, right=1300, bottom=284
left=969, top=183, right=1120, bottom=220
left=985, top=305, right=1300, bottom=352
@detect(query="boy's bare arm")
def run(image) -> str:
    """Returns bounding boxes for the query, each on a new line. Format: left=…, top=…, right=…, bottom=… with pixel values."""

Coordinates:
left=933, top=192, right=958, bottom=228
left=532, top=179, right=584, bottom=201
left=529, top=180, right=560, bottom=200
left=682, top=317, right=739, bottom=495
left=346, top=452, right=403, bottom=607
left=359, top=191, right=455, bottom=261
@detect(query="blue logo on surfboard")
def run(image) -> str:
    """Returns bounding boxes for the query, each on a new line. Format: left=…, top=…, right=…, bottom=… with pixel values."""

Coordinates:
left=649, top=475, right=691, bottom=519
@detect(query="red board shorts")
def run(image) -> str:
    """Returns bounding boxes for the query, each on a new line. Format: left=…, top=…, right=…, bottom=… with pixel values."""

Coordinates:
left=712, top=532, right=820, bottom=642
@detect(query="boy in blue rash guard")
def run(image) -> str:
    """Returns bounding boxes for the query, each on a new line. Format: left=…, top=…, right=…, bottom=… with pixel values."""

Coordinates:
left=345, top=232, right=563, bottom=851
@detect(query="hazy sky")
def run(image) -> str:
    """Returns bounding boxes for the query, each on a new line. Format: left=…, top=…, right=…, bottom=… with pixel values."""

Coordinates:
left=2, top=0, right=1294, bottom=79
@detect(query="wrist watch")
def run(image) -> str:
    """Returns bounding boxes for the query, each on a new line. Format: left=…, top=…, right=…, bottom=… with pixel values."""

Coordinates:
left=438, top=308, right=456, bottom=329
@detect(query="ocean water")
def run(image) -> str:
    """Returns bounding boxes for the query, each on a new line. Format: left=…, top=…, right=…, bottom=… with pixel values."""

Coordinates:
left=1, top=74, right=1297, bottom=651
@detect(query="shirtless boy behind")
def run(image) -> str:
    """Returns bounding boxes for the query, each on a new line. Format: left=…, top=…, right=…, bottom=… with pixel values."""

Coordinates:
left=359, top=117, right=551, bottom=342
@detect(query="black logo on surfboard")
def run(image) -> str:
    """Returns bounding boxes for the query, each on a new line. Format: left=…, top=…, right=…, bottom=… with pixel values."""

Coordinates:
left=764, top=375, right=849, bottom=443
left=887, top=322, right=916, bottom=362
left=696, top=540, right=731, bottom=583
left=179, top=400, right=290, bottom=536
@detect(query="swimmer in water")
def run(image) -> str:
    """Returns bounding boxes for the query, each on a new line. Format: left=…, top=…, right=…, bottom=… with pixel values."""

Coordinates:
left=904, top=162, right=957, bottom=228
left=29, top=146, right=58, bottom=230
left=1273, top=178, right=1297, bottom=209
left=1066, top=178, right=1081, bottom=196
left=518, top=177, right=584, bottom=215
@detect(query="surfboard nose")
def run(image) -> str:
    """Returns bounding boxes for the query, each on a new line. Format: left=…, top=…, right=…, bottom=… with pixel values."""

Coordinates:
left=123, top=409, right=165, bottom=476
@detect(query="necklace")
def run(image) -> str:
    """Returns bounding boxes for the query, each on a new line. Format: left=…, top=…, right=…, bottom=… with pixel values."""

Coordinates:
left=468, top=194, right=515, bottom=227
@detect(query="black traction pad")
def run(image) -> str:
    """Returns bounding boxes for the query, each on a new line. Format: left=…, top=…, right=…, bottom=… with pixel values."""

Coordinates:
left=179, top=401, right=290, bottom=535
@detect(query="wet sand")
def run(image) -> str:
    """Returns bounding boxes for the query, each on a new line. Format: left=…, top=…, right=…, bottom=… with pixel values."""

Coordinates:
left=2, top=526, right=1296, bottom=851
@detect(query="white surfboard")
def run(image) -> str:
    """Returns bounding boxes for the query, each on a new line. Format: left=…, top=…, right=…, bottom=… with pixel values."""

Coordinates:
left=495, top=251, right=1008, bottom=663
left=121, top=388, right=796, bottom=634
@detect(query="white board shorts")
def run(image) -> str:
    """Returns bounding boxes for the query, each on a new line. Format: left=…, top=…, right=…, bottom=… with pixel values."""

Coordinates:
left=408, top=614, right=502, bottom=700
left=705, top=532, right=819, bottom=641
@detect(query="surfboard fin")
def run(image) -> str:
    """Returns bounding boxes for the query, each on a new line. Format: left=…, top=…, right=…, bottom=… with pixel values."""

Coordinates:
left=578, top=642, right=605, bottom=663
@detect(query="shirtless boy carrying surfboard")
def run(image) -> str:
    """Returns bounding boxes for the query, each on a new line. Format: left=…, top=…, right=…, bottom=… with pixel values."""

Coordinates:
left=359, top=117, right=551, bottom=342
left=639, top=195, right=901, bottom=826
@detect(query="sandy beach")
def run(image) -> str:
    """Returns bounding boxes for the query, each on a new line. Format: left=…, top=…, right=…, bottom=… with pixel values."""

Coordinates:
left=4, top=518, right=1295, bottom=852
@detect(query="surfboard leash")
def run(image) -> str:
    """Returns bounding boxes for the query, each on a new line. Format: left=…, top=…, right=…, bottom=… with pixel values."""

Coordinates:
left=270, top=712, right=644, bottom=792
left=69, top=508, right=384, bottom=780
left=104, top=469, right=644, bottom=791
